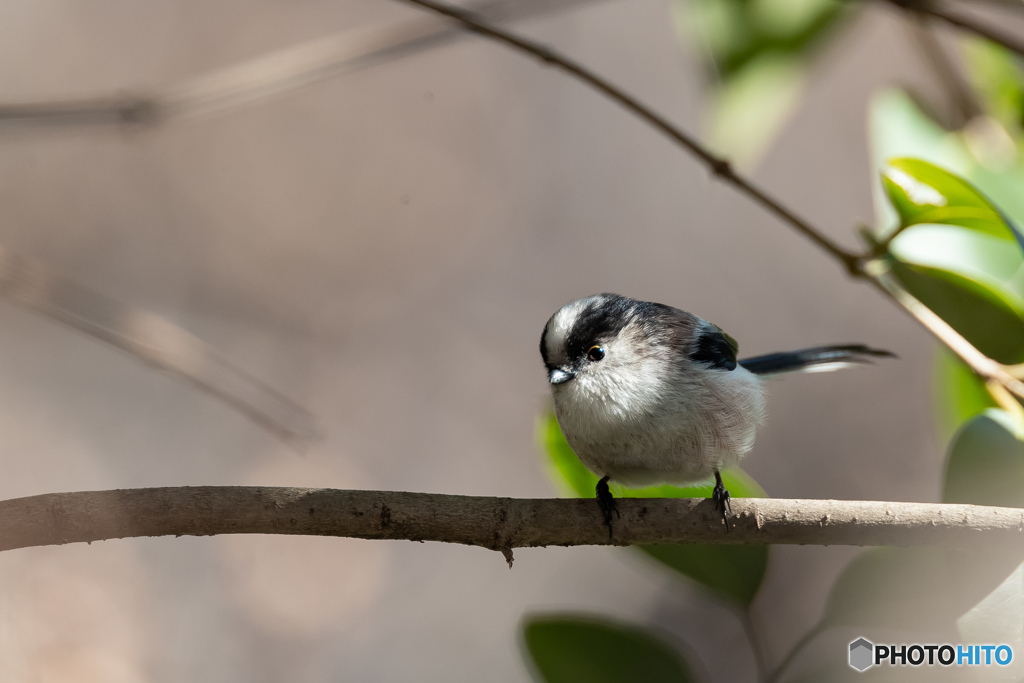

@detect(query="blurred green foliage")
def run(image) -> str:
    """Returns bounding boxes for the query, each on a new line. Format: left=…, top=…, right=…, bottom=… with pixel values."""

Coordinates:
left=526, top=13, right=1024, bottom=681
left=673, top=0, right=853, bottom=165
left=522, top=615, right=698, bottom=683
left=962, top=38, right=1024, bottom=137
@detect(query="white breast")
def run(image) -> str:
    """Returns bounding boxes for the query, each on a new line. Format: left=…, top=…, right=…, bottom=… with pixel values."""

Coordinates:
left=553, top=360, right=766, bottom=487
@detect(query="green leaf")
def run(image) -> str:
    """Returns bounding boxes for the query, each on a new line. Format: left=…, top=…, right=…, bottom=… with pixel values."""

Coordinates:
left=521, top=614, right=697, bottom=683
left=674, top=0, right=849, bottom=80
left=539, top=411, right=598, bottom=499
left=889, top=224, right=1024, bottom=283
left=888, top=258, right=1024, bottom=364
left=943, top=408, right=1024, bottom=508
left=882, top=158, right=1024, bottom=248
left=932, top=349, right=998, bottom=445
left=537, top=412, right=769, bottom=607
left=869, top=90, right=1024, bottom=248
left=868, top=90, right=973, bottom=233
left=640, top=543, right=768, bottom=609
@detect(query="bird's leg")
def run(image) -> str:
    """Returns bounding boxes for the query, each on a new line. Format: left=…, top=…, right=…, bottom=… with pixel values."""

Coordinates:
left=595, top=475, right=619, bottom=539
left=712, top=469, right=731, bottom=531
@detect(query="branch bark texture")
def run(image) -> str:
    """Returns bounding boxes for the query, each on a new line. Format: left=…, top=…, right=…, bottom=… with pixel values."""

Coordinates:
left=6, top=487, right=1024, bottom=563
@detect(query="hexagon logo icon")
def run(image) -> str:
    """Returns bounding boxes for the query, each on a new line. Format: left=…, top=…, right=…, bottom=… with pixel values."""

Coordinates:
left=849, top=638, right=874, bottom=672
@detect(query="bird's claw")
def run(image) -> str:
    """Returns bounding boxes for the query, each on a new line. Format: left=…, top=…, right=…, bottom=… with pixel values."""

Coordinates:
left=713, top=470, right=731, bottom=532
left=596, top=475, right=619, bottom=539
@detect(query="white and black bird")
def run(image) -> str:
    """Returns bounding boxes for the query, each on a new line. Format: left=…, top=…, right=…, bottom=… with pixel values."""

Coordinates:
left=539, top=293, right=893, bottom=533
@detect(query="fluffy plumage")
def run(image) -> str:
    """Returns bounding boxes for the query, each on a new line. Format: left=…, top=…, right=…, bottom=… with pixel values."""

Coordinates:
left=540, top=293, right=891, bottom=490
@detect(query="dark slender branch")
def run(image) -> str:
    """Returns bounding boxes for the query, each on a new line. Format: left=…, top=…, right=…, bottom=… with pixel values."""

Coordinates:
left=884, top=0, right=1024, bottom=58
left=954, top=0, right=1024, bottom=15
left=5, top=487, right=1024, bottom=566
left=765, top=620, right=827, bottom=683
left=905, top=15, right=983, bottom=127
left=394, top=0, right=862, bottom=274
left=392, top=0, right=1024, bottom=403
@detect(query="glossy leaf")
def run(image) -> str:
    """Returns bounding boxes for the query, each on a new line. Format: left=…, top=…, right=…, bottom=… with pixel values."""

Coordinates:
left=932, top=349, right=998, bottom=445
left=521, top=614, right=697, bottom=683
left=640, top=543, right=768, bottom=609
left=538, top=412, right=769, bottom=607
left=882, top=158, right=1024, bottom=248
left=943, top=408, right=1024, bottom=508
left=889, top=224, right=1024, bottom=283
left=869, top=90, right=970, bottom=229
left=878, top=164, right=1024, bottom=364
left=869, top=91, right=1024, bottom=248
left=887, top=259, right=1024, bottom=364
left=884, top=159, right=1010, bottom=236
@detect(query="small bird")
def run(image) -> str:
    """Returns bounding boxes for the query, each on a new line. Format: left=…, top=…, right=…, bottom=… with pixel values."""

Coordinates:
left=539, top=293, right=893, bottom=533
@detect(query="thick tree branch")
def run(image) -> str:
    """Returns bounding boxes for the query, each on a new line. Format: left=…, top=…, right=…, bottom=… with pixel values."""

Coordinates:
left=5, top=487, right=1024, bottom=565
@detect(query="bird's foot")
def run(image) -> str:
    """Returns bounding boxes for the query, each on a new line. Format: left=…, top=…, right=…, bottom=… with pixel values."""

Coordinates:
left=596, top=476, right=619, bottom=539
left=713, top=470, right=731, bottom=532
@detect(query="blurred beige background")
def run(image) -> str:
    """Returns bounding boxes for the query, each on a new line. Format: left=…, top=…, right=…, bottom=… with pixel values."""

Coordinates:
left=0, top=0, right=951, bottom=680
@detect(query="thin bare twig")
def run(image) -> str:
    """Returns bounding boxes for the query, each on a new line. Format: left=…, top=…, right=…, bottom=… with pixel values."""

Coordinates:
left=0, top=0, right=605, bottom=127
left=398, top=0, right=862, bottom=272
left=4, top=487, right=1024, bottom=565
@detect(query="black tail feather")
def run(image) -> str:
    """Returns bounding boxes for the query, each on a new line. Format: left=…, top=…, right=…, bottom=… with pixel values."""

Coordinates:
left=739, top=345, right=895, bottom=376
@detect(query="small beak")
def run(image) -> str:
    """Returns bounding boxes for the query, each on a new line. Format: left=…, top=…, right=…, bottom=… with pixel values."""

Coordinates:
left=549, top=367, right=575, bottom=385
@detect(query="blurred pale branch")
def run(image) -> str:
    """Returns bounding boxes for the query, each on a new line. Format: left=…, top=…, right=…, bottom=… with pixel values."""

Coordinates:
left=0, top=247, right=317, bottom=443
left=396, top=0, right=1024, bottom=403
left=0, top=0, right=603, bottom=127
left=4, top=487, right=1024, bottom=567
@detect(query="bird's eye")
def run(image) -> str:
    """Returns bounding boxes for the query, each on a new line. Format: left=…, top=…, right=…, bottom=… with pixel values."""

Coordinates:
left=587, top=346, right=605, bottom=362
